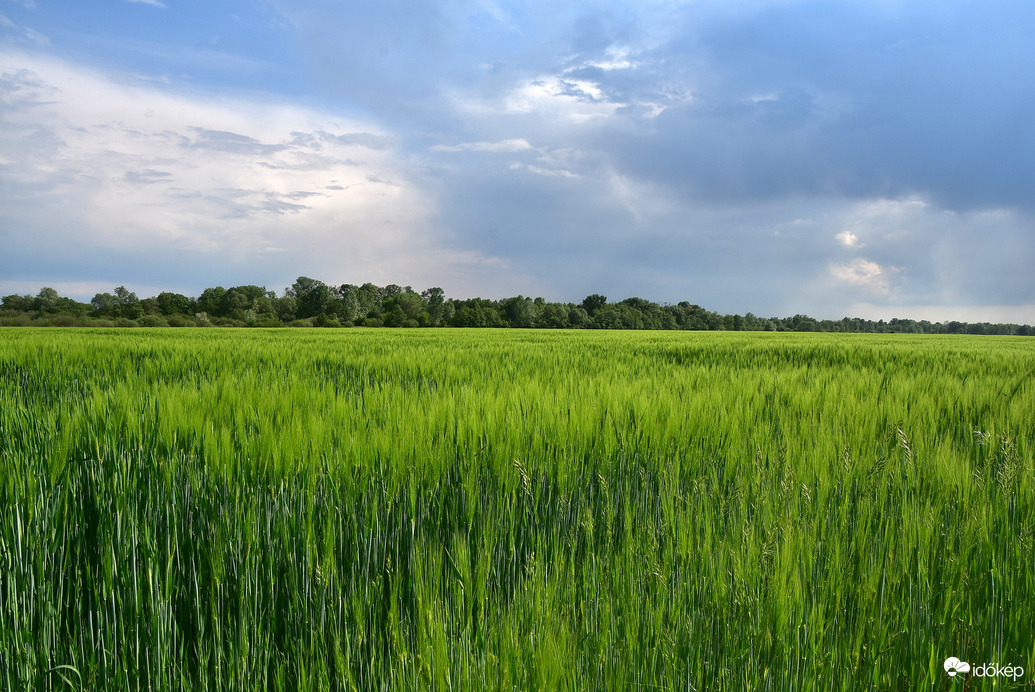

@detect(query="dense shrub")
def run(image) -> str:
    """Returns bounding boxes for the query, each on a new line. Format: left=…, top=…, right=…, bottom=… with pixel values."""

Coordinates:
left=138, top=315, right=168, bottom=327
left=0, top=313, right=33, bottom=326
left=167, top=315, right=194, bottom=327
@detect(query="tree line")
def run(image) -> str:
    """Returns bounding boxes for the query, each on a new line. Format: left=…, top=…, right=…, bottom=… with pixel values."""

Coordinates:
left=2, top=278, right=1032, bottom=335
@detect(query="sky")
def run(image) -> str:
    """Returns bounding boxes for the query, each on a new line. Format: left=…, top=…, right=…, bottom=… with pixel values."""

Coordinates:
left=1, top=0, right=1033, bottom=322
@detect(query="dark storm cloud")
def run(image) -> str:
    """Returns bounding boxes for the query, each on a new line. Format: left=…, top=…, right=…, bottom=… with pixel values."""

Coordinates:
left=609, top=1, right=1035, bottom=212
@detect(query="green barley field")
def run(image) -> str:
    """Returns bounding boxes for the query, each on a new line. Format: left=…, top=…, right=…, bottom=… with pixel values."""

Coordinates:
left=2, top=328, right=1033, bottom=690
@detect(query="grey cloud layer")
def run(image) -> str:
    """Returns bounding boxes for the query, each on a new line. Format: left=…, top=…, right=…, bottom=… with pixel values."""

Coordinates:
left=284, top=0, right=1035, bottom=208
left=609, top=2, right=1035, bottom=212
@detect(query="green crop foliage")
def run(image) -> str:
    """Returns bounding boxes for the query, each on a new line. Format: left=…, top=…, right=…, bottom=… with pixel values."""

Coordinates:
left=1, top=328, right=1032, bottom=690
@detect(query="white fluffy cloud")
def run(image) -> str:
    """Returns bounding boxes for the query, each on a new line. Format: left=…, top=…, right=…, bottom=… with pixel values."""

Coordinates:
left=835, top=230, right=861, bottom=247
left=432, top=139, right=534, bottom=153
left=831, top=258, right=895, bottom=294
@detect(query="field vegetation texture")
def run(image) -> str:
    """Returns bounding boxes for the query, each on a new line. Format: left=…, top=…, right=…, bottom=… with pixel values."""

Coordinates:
left=1, top=328, right=1033, bottom=690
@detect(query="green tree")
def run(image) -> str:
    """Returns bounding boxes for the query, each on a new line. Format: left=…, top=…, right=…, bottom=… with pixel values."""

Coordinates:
left=568, top=306, right=590, bottom=328
left=340, top=292, right=361, bottom=323
left=383, top=292, right=427, bottom=327
left=197, top=287, right=227, bottom=317
left=338, top=284, right=372, bottom=321
left=1, top=294, right=33, bottom=312
left=503, top=296, right=536, bottom=328
left=592, top=304, right=623, bottom=329
left=139, top=297, right=160, bottom=315
left=111, top=286, right=143, bottom=319
left=323, top=297, right=346, bottom=320
left=91, top=292, right=119, bottom=317
left=450, top=299, right=505, bottom=327
left=252, top=295, right=277, bottom=321
left=274, top=296, right=297, bottom=322
left=289, top=277, right=331, bottom=319
left=581, top=294, right=607, bottom=315
left=378, top=284, right=404, bottom=304
left=382, top=302, right=409, bottom=327
left=439, top=300, right=456, bottom=326
left=53, top=296, right=90, bottom=315
left=34, top=287, right=59, bottom=313
left=221, top=285, right=268, bottom=318
left=358, top=283, right=383, bottom=319
left=156, top=292, right=193, bottom=316
left=421, top=287, right=446, bottom=326
left=540, top=303, right=570, bottom=328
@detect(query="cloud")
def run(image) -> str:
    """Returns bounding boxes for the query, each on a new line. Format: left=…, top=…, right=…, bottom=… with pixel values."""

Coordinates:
left=0, top=51, right=513, bottom=297
left=260, top=0, right=1035, bottom=216
left=831, top=258, right=895, bottom=294
left=124, top=0, right=167, bottom=8
left=312, top=132, right=391, bottom=150
left=124, top=169, right=172, bottom=184
left=605, top=1, right=1035, bottom=213
left=836, top=231, right=861, bottom=247
left=432, top=138, right=534, bottom=153
left=474, top=75, right=625, bottom=124
left=186, top=127, right=285, bottom=156
left=508, top=161, right=578, bottom=178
